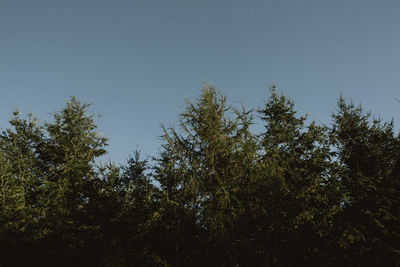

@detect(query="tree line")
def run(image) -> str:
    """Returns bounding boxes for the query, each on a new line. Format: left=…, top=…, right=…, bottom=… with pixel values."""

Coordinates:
left=1, top=84, right=399, bottom=266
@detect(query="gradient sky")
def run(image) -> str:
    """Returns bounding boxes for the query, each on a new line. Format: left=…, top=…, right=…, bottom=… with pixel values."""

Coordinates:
left=1, top=0, right=399, bottom=164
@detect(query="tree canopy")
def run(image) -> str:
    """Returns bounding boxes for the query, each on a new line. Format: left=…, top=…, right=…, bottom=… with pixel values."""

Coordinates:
left=1, top=85, right=399, bottom=266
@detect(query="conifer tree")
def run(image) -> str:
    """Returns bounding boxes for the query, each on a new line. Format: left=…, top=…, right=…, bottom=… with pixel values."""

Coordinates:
left=154, top=84, right=258, bottom=265
left=257, top=85, right=333, bottom=265
left=92, top=151, right=156, bottom=266
left=0, top=111, right=45, bottom=264
left=330, top=97, right=400, bottom=265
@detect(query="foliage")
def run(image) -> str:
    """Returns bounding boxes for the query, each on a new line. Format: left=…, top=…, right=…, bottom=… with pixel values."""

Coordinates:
left=0, top=85, right=398, bottom=266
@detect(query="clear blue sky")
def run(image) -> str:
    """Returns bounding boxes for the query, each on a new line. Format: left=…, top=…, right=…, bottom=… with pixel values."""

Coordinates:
left=1, top=0, right=399, bottom=164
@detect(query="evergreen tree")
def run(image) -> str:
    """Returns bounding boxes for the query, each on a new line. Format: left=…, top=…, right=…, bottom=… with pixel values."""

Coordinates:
left=154, top=84, right=258, bottom=266
left=330, top=97, right=400, bottom=265
left=93, top=151, right=156, bottom=266
left=0, top=111, right=45, bottom=265
left=257, top=85, right=334, bottom=265
left=37, top=97, right=108, bottom=265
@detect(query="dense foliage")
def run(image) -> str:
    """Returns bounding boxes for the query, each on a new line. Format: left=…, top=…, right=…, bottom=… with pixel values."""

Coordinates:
left=1, top=85, right=399, bottom=266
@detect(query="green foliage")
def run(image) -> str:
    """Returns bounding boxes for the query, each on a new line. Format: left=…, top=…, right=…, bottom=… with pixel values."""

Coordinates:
left=153, top=84, right=258, bottom=265
left=0, top=85, right=398, bottom=266
left=329, top=97, right=400, bottom=265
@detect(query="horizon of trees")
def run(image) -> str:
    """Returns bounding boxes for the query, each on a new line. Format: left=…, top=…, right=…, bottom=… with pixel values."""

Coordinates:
left=1, top=84, right=399, bottom=266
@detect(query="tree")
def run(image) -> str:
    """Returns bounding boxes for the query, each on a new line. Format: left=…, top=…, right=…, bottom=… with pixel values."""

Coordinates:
left=0, top=97, right=110, bottom=266
left=36, top=97, right=108, bottom=265
left=330, top=96, right=400, bottom=265
left=0, top=111, right=45, bottom=265
left=257, top=85, right=334, bottom=265
left=92, top=151, right=157, bottom=266
left=153, top=84, right=258, bottom=265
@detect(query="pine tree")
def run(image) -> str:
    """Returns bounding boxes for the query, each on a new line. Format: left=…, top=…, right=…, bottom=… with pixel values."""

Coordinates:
left=36, top=97, right=108, bottom=265
left=153, top=84, right=258, bottom=265
left=330, top=97, right=400, bottom=265
left=0, top=110, right=46, bottom=265
left=257, top=85, right=334, bottom=265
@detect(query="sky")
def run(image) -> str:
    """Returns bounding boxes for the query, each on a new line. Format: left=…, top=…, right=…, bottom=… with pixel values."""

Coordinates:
left=1, top=0, right=399, bottom=165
